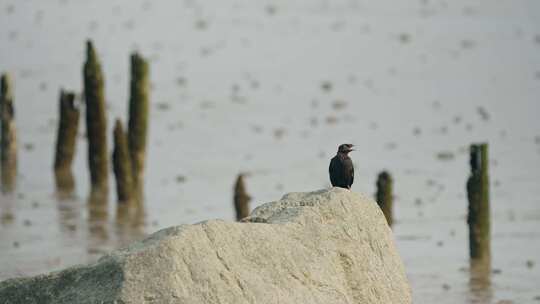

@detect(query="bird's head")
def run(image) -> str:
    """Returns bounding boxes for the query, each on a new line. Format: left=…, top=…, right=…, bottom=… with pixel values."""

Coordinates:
left=338, top=144, right=354, bottom=154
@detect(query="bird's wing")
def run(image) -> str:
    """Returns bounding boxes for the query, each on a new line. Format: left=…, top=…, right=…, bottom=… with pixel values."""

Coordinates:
left=350, top=162, right=354, bottom=186
left=329, top=157, right=338, bottom=186
left=342, top=158, right=354, bottom=187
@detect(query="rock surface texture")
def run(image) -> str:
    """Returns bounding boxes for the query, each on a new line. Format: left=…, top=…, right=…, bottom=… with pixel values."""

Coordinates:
left=0, top=188, right=411, bottom=304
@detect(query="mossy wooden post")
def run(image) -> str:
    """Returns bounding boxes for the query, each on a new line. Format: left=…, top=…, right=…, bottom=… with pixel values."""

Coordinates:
left=375, top=171, right=393, bottom=226
left=467, top=143, right=490, bottom=261
left=84, top=40, right=108, bottom=196
left=233, top=174, right=251, bottom=221
left=127, top=53, right=149, bottom=194
left=0, top=73, right=17, bottom=192
left=54, top=90, right=80, bottom=193
left=112, top=119, right=133, bottom=203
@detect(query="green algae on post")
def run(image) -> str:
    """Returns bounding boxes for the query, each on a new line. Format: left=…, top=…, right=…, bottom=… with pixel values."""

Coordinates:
left=54, top=90, right=80, bottom=193
left=113, top=119, right=133, bottom=204
left=84, top=40, right=109, bottom=195
left=467, top=143, right=490, bottom=261
left=0, top=73, right=17, bottom=193
left=375, top=171, right=393, bottom=226
left=233, top=174, right=251, bottom=221
left=127, top=52, right=149, bottom=191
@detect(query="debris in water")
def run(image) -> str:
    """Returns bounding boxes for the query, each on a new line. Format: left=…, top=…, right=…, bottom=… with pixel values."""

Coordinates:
left=273, top=128, right=286, bottom=140
left=460, top=39, right=476, bottom=49
left=176, top=77, right=187, bottom=87
left=398, top=33, right=411, bottom=44
left=251, top=125, right=263, bottom=133
left=250, top=80, right=260, bottom=90
left=175, top=175, right=186, bottom=183
left=23, top=143, right=34, bottom=151
left=384, top=142, right=397, bottom=150
left=195, top=19, right=208, bottom=30
left=436, top=151, right=455, bottom=161
left=439, top=126, right=448, bottom=134
left=265, top=5, right=277, bottom=15
left=325, top=116, right=338, bottom=124
left=331, top=100, right=347, bottom=110
left=526, top=260, right=535, bottom=269
left=8, top=31, right=18, bottom=41
left=477, top=106, right=490, bottom=121
left=156, top=102, right=170, bottom=111
left=320, top=81, right=332, bottom=92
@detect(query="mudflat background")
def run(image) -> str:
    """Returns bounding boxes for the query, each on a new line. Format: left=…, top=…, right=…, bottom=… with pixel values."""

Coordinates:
left=0, top=1, right=539, bottom=303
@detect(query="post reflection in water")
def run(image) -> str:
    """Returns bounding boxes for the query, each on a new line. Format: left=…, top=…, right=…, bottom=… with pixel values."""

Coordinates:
left=86, top=189, right=147, bottom=257
left=115, top=197, right=146, bottom=245
left=0, top=192, right=15, bottom=227
left=56, top=195, right=81, bottom=237
left=87, top=191, right=110, bottom=253
left=468, top=258, right=492, bottom=304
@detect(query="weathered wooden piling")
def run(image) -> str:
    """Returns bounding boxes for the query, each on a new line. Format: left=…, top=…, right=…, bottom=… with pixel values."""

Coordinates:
left=467, top=143, right=490, bottom=261
left=233, top=174, right=251, bottom=221
left=54, top=90, right=80, bottom=193
left=127, top=53, right=149, bottom=191
left=84, top=40, right=108, bottom=195
left=0, top=73, right=17, bottom=192
left=375, top=171, right=393, bottom=226
left=112, top=119, right=133, bottom=203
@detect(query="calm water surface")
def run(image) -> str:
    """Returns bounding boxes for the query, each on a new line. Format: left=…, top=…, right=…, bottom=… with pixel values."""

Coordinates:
left=1, top=1, right=540, bottom=303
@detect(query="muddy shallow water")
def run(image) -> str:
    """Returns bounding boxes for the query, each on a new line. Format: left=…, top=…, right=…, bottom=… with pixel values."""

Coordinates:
left=1, top=1, right=540, bottom=303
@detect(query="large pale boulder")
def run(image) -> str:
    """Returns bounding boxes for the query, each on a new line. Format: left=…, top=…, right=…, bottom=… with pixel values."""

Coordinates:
left=0, top=188, right=411, bottom=303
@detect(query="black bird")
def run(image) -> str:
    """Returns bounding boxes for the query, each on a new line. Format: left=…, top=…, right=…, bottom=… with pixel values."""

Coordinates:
left=329, top=144, right=355, bottom=189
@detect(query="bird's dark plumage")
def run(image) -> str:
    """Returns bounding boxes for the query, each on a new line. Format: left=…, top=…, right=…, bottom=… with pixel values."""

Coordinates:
left=329, top=144, right=354, bottom=189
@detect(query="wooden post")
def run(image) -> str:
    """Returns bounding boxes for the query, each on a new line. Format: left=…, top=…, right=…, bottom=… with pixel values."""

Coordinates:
left=54, top=90, right=80, bottom=193
left=127, top=52, right=149, bottom=192
left=112, top=119, right=133, bottom=203
left=233, top=174, right=251, bottom=221
left=467, top=143, right=490, bottom=261
left=83, top=40, right=109, bottom=196
left=375, top=171, right=393, bottom=226
left=0, top=73, right=17, bottom=192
